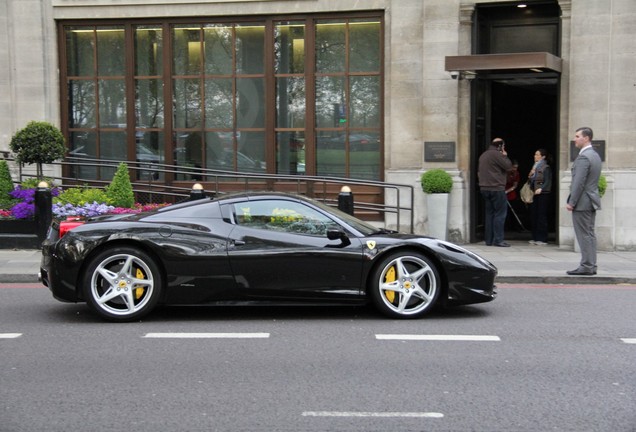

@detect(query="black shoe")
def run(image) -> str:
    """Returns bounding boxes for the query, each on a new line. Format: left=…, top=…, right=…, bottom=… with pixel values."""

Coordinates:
left=566, top=268, right=596, bottom=276
left=493, top=242, right=510, bottom=247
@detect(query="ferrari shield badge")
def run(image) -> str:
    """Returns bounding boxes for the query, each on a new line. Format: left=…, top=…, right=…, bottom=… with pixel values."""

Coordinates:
left=366, top=240, right=376, bottom=250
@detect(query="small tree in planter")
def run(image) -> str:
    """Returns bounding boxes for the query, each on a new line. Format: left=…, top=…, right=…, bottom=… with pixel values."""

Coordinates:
left=106, top=162, right=135, bottom=208
left=420, top=169, right=453, bottom=240
left=421, top=169, right=453, bottom=194
left=0, top=160, right=17, bottom=210
left=9, top=121, right=66, bottom=179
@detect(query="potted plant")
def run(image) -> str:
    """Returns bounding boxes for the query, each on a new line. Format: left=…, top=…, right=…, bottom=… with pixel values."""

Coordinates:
left=420, top=169, right=453, bottom=240
left=9, top=121, right=66, bottom=179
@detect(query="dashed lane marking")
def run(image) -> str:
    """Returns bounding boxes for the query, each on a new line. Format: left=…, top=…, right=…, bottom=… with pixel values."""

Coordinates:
left=143, top=332, right=270, bottom=339
left=0, top=333, right=22, bottom=338
left=302, top=411, right=444, bottom=418
left=621, top=338, right=636, bottom=344
left=376, top=334, right=500, bottom=342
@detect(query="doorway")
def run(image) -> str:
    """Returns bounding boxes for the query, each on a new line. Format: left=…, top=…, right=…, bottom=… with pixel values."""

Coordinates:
left=471, top=74, right=559, bottom=243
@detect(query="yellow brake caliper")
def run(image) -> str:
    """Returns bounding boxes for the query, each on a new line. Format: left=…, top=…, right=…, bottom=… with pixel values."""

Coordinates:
left=134, top=268, right=145, bottom=300
left=384, top=266, right=396, bottom=303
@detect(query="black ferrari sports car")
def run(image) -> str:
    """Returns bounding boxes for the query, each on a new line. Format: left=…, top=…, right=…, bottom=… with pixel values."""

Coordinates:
left=40, top=192, right=497, bottom=321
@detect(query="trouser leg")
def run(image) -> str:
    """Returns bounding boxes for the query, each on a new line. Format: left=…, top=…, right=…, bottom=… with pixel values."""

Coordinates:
left=572, top=210, right=597, bottom=271
left=482, top=191, right=494, bottom=245
left=492, top=191, right=508, bottom=245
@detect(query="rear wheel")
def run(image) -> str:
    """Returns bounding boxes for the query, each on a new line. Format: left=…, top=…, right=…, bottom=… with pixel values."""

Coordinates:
left=370, top=251, right=440, bottom=318
left=82, top=246, right=162, bottom=322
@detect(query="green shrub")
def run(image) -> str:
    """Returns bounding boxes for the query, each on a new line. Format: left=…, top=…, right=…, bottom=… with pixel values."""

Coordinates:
left=420, top=169, right=453, bottom=194
left=0, top=160, right=17, bottom=210
left=19, top=177, right=55, bottom=189
left=599, top=174, right=607, bottom=198
left=9, top=121, right=66, bottom=178
left=105, top=163, right=135, bottom=208
left=55, top=186, right=111, bottom=207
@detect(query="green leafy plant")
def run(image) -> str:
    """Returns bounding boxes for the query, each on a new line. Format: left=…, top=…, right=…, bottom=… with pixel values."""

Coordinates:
left=599, top=174, right=607, bottom=198
left=55, top=186, right=111, bottom=207
left=9, top=121, right=66, bottom=178
left=105, top=162, right=135, bottom=208
left=0, top=160, right=17, bottom=210
left=420, top=169, right=453, bottom=194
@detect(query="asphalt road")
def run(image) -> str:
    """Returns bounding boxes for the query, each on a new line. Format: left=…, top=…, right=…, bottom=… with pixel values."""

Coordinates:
left=1, top=283, right=635, bottom=432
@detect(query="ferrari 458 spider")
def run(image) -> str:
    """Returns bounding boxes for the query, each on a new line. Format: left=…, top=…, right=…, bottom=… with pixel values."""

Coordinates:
left=40, top=192, right=497, bottom=321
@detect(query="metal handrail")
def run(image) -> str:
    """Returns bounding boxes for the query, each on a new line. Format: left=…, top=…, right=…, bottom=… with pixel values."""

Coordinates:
left=8, top=156, right=415, bottom=233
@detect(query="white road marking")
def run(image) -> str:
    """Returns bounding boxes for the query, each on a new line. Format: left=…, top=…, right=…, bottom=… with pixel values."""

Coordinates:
left=376, top=334, right=500, bottom=342
left=621, top=338, right=636, bottom=344
left=0, top=333, right=22, bottom=339
left=302, top=411, right=444, bottom=418
left=143, top=332, right=270, bottom=339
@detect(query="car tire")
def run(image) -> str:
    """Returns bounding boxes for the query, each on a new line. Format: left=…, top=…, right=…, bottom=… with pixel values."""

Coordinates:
left=369, top=251, right=440, bottom=319
left=82, top=246, right=162, bottom=322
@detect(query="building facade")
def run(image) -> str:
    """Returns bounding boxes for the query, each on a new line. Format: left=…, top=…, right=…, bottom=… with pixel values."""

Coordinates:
left=1, top=0, right=635, bottom=250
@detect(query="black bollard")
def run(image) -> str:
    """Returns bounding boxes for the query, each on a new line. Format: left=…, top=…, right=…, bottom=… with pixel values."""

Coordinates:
left=189, top=183, right=206, bottom=201
left=34, top=181, right=52, bottom=242
left=337, top=186, right=354, bottom=215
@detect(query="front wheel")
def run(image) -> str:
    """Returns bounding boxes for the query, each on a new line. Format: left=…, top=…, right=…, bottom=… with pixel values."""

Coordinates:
left=369, top=251, right=441, bottom=319
left=82, top=246, right=162, bottom=322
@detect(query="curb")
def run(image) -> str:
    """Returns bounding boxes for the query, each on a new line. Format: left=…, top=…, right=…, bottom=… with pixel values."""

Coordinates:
left=496, top=276, right=636, bottom=285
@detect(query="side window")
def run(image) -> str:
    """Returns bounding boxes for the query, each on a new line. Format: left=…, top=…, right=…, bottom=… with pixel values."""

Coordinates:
left=233, top=200, right=338, bottom=236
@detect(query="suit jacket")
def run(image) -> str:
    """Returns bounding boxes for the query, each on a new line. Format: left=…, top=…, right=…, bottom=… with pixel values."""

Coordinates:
left=568, top=147, right=602, bottom=211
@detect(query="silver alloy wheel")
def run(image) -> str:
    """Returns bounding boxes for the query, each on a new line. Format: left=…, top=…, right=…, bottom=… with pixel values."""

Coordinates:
left=89, top=253, right=155, bottom=317
left=375, top=254, right=439, bottom=317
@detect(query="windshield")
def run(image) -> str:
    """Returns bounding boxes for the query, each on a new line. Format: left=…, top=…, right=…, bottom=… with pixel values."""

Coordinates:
left=311, top=199, right=380, bottom=236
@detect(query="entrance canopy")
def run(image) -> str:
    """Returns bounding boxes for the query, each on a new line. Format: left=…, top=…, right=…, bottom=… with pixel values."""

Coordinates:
left=445, top=52, right=562, bottom=76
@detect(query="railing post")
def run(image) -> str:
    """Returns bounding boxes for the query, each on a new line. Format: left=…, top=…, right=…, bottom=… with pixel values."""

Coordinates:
left=189, top=183, right=206, bottom=200
left=34, top=181, right=52, bottom=242
left=338, top=185, right=354, bottom=215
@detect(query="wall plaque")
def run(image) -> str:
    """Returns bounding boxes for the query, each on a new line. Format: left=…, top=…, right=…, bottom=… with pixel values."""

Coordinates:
left=424, top=141, right=455, bottom=162
left=570, top=140, right=605, bottom=162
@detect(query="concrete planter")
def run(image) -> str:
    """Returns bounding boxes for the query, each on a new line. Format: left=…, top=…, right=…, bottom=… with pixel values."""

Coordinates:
left=426, top=193, right=449, bottom=240
left=0, top=220, right=39, bottom=249
left=0, top=219, right=35, bottom=233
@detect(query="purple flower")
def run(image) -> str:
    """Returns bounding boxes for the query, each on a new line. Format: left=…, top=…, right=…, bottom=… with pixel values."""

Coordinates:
left=10, top=202, right=35, bottom=219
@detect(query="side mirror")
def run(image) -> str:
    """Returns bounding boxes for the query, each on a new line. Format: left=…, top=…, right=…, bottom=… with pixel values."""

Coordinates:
left=327, top=228, right=351, bottom=247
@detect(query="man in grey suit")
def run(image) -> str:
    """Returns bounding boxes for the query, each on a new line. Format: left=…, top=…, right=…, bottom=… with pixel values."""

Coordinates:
left=566, top=127, right=602, bottom=275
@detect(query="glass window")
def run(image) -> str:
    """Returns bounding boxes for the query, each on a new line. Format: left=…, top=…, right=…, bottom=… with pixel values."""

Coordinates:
left=97, top=27, right=125, bottom=76
left=315, top=76, right=345, bottom=129
left=315, top=21, right=345, bottom=73
left=275, top=22, right=305, bottom=74
left=135, top=79, right=164, bottom=128
left=204, top=78, right=233, bottom=128
left=173, top=78, right=201, bottom=129
left=350, top=76, right=380, bottom=128
left=135, top=26, right=163, bottom=76
left=173, top=26, right=202, bottom=76
left=235, top=24, right=264, bottom=74
left=61, top=15, right=382, bottom=183
left=276, top=131, right=305, bottom=175
left=236, top=78, right=265, bottom=128
left=66, top=27, right=95, bottom=77
left=233, top=199, right=338, bottom=236
left=349, top=20, right=381, bottom=72
left=98, top=79, right=126, bottom=126
left=68, top=80, right=96, bottom=128
left=204, top=25, right=233, bottom=75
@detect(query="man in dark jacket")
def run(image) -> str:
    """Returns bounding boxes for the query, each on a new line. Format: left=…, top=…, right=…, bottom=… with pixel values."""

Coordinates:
left=478, top=138, right=513, bottom=247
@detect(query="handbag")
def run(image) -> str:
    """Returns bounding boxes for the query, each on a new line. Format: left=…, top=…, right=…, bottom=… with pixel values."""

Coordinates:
left=520, top=181, right=534, bottom=204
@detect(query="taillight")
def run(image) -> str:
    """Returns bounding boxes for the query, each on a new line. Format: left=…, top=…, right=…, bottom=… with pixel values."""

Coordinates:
left=59, top=219, right=84, bottom=237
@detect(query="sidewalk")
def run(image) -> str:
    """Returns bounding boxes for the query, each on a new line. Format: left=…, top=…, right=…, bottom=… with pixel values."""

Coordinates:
left=2, top=241, right=636, bottom=284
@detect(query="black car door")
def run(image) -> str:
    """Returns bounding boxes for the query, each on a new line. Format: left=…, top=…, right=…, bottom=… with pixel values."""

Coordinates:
left=224, top=198, right=364, bottom=301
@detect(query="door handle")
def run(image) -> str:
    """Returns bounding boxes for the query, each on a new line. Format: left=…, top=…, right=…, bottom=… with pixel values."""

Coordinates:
left=231, top=239, right=246, bottom=247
